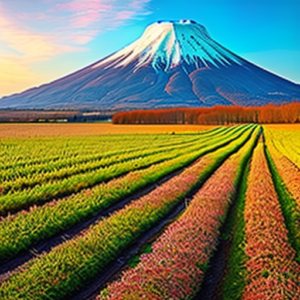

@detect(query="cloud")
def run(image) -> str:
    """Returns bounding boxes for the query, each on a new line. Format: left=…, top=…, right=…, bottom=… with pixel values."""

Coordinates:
left=115, top=11, right=136, bottom=21
left=129, top=0, right=152, bottom=12
left=56, top=0, right=112, bottom=12
left=45, top=0, right=153, bottom=45
left=0, top=3, right=80, bottom=62
left=54, top=0, right=113, bottom=29
left=0, top=0, right=152, bottom=97
left=0, top=0, right=152, bottom=56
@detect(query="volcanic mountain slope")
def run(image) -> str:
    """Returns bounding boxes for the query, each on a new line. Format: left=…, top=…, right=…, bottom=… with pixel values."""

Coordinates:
left=1, top=20, right=299, bottom=110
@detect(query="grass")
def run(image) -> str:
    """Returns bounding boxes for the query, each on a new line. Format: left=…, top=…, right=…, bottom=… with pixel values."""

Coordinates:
left=220, top=162, right=249, bottom=300
left=127, top=244, right=153, bottom=268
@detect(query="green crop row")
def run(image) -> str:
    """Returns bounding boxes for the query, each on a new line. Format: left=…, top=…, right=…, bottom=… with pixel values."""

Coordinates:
left=0, top=137, right=204, bottom=193
left=0, top=128, right=224, bottom=171
left=220, top=148, right=255, bottom=300
left=0, top=140, right=208, bottom=214
left=1, top=127, right=228, bottom=186
left=0, top=134, right=206, bottom=181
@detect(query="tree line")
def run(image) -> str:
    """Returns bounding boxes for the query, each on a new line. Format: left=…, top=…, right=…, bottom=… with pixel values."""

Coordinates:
left=112, top=102, right=300, bottom=125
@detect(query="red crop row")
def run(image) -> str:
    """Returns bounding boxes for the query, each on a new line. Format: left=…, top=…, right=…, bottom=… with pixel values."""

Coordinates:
left=242, top=141, right=300, bottom=299
left=98, top=132, right=258, bottom=299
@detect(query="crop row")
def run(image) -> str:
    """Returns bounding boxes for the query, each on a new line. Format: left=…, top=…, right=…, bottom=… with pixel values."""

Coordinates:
left=0, top=139, right=207, bottom=214
left=0, top=127, right=225, bottom=171
left=0, top=126, right=256, bottom=299
left=0, top=143, right=209, bottom=261
left=0, top=125, right=254, bottom=262
left=1, top=127, right=229, bottom=187
left=241, top=141, right=300, bottom=299
left=0, top=134, right=146, bottom=167
left=0, top=133, right=208, bottom=181
left=0, top=126, right=246, bottom=215
left=0, top=137, right=204, bottom=193
left=98, top=126, right=259, bottom=299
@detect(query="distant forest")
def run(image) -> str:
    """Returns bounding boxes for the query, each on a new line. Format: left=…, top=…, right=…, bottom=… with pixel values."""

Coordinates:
left=113, top=103, right=300, bottom=125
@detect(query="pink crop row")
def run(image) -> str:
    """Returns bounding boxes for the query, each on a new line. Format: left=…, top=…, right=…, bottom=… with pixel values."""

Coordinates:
left=242, top=142, right=300, bottom=300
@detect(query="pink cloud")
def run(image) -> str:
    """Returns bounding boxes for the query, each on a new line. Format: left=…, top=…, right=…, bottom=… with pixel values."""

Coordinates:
left=71, top=11, right=101, bottom=28
left=52, top=0, right=152, bottom=33
left=55, top=0, right=112, bottom=12
left=115, top=10, right=135, bottom=21
left=0, top=0, right=152, bottom=96
left=0, top=0, right=152, bottom=57
left=129, top=0, right=152, bottom=11
left=0, top=3, right=82, bottom=64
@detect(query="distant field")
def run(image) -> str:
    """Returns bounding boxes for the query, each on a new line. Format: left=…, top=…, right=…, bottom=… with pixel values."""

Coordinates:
left=0, top=124, right=299, bottom=299
left=0, top=123, right=216, bottom=138
left=264, top=123, right=300, bottom=131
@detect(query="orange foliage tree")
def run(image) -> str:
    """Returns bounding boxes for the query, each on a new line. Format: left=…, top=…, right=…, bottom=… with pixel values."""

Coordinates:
left=112, top=102, right=300, bottom=125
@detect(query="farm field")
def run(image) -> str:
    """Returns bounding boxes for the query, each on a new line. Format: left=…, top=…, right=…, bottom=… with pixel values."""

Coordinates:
left=0, top=123, right=299, bottom=299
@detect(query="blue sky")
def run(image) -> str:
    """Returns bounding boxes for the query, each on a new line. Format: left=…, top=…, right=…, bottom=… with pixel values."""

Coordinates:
left=1, top=0, right=299, bottom=97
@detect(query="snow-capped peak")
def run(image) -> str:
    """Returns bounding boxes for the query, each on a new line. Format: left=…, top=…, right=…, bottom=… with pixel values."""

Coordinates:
left=93, top=20, right=242, bottom=71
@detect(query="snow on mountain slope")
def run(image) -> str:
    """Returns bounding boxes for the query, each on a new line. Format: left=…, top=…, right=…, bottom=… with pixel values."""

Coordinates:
left=0, top=20, right=299, bottom=110
left=94, top=20, right=241, bottom=71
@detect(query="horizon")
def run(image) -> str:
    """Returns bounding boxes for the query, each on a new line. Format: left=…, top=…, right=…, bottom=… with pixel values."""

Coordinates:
left=1, top=0, right=299, bottom=98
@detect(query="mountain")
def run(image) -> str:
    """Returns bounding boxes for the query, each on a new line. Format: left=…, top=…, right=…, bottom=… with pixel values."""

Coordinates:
left=1, top=20, right=299, bottom=110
